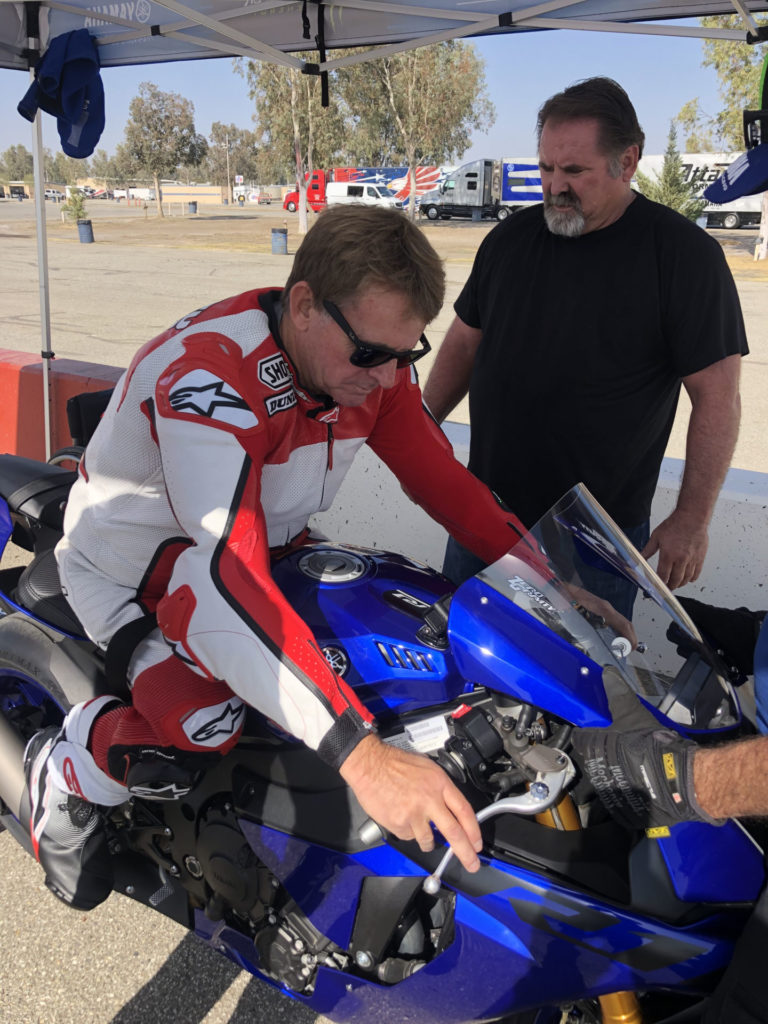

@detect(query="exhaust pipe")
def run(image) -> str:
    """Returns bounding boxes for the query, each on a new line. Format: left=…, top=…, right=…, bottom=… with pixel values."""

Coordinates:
left=0, top=713, right=27, bottom=819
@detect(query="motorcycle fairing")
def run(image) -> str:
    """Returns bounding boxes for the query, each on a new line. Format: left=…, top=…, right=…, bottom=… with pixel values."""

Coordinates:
left=656, top=820, right=765, bottom=903
left=239, top=818, right=372, bottom=947
left=454, top=485, right=740, bottom=735
left=448, top=574, right=612, bottom=727
left=211, top=820, right=748, bottom=1024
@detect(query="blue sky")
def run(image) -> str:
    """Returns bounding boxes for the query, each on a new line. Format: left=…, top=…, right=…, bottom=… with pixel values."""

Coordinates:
left=0, top=28, right=729, bottom=167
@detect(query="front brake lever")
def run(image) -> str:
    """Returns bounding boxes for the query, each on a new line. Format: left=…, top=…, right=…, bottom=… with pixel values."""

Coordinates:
left=422, top=748, right=575, bottom=894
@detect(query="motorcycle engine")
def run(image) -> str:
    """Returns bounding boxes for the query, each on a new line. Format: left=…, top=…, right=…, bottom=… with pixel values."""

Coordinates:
left=195, top=803, right=275, bottom=922
left=190, top=801, right=347, bottom=992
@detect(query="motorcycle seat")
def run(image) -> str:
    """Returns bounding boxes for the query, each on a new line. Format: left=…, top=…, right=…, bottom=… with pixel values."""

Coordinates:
left=0, top=455, right=76, bottom=530
left=14, top=547, right=87, bottom=637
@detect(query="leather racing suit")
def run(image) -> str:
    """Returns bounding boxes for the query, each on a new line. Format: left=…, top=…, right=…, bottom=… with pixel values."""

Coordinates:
left=54, top=288, right=524, bottom=796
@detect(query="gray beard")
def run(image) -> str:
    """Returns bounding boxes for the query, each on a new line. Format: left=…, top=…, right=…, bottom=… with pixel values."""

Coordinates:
left=543, top=195, right=586, bottom=237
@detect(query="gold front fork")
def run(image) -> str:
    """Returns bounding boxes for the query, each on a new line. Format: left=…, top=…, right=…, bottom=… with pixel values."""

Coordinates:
left=536, top=791, right=644, bottom=1024
left=597, top=991, right=644, bottom=1024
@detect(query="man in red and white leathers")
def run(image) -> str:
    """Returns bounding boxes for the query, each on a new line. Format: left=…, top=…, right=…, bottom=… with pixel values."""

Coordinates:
left=45, top=214, right=526, bottom=880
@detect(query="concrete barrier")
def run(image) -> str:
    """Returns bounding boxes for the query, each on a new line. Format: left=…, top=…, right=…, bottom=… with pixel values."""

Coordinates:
left=314, top=421, right=768, bottom=613
left=0, top=348, right=123, bottom=460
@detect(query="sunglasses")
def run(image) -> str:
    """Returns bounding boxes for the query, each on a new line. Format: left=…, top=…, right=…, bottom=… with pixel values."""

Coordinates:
left=323, top=300, right=431, bottom=369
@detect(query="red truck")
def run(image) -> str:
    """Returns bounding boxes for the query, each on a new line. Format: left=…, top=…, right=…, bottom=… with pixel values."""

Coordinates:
left=283, top=168, right=355, bottom=212
left=282, top=166, right=442, bottom=212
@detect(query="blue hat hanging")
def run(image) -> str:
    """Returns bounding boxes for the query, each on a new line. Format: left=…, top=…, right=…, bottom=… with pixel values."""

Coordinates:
left=17, top=29, right=105, bottom=159
left=703, top=146, right=768, bottom=205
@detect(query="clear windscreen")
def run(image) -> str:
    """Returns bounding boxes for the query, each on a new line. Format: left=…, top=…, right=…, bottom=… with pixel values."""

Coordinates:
left=475, top=486, right=739, bottom=732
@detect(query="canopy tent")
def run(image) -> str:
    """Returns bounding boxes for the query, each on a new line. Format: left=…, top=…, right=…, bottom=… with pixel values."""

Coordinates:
left=4, top=0, right=767, bottom=192
left=1, top=0, right=767, bottom=457
left=1, top=0, right=768, bottom=75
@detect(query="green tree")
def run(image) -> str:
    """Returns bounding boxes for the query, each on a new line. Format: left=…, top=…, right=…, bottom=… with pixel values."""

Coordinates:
left=1, top=144, right=34, bottom=181
left=45, top=149, right=90, bottom=185
left=89, top=148, right=120, bottom=187
left=338, top=41, right=494, bottom=219
left=675, top=99, right=716, bottom=153
left=240, top=57, right=347, bottom=233
left=112, top=143, right=139, bottom=194
left=123, top=83, right=208, bottom=216
left=635, top=123, right=708, bottom=222
left=206, top=122, right=262, bottom=192
left=63, top=187, right=87, bottom=222
left=676, top=18, right=767, bottom=149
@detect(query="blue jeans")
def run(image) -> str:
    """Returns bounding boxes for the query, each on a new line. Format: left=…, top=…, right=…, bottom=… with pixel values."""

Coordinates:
left=442, top=520, right=650, bottom=623
left=753, top=615, right=768, bottom=735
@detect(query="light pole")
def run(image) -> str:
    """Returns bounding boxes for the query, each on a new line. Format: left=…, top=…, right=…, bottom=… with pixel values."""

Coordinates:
left=225, top=133, right=232, bottom=205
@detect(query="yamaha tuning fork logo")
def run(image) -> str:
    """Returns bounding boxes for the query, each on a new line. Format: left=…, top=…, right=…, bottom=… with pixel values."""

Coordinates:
left=85, top=0, right=152, bottom=27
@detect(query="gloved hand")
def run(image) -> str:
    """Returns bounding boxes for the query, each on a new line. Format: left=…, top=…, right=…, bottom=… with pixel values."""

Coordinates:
left=570, top=666, right=724, bottom=832
left=570, top=725, right=721, bottom=831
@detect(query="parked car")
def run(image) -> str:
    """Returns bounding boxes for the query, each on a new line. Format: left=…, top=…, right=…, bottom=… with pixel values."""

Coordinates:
left=44, top=189, right=64, bottom=200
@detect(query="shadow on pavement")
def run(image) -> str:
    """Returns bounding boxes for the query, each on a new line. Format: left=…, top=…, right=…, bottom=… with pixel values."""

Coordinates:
left=111, top=932, right=320, bottom=1024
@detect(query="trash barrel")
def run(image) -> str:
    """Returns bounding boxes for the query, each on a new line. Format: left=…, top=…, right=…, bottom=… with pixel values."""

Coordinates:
left=188, top=201, right=198, bottom=215
left=271, top=227, right=288, bottom=255
left=77, top=219, right=94, bottom=244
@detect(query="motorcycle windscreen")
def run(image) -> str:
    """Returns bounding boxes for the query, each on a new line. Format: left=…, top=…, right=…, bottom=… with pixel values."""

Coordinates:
left=450, top=485, right=740, bottom=735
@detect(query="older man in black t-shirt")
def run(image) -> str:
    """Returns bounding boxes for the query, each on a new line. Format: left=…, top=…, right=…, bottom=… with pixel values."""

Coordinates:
left=423, top=77, right=747, bottom=618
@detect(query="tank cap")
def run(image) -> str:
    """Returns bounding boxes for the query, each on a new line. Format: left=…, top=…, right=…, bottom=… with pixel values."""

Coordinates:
left=298, top=549, right=370, bottom=583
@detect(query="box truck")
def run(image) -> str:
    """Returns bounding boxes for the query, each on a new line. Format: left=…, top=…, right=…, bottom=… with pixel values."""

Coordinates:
left=419, top=159, right=542, bottom=221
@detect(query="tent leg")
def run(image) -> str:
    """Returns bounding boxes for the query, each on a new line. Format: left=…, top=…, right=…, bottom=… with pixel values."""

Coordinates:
left=30, top=73, right=53, bottom=462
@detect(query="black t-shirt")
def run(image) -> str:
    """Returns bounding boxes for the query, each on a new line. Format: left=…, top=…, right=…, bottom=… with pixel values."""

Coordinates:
left=454, top=193, right=749, bottom=530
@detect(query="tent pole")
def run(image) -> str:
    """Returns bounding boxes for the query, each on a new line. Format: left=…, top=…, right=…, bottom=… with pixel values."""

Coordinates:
left=30, top=73, right=53, bottom=462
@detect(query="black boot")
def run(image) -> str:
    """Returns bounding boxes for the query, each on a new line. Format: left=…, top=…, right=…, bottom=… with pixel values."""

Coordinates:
left=25, top=727, right=114, bottom=911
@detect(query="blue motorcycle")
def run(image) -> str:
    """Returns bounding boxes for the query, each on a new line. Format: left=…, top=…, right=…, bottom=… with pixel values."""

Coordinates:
left=0, top=452, right=762, bottom=1024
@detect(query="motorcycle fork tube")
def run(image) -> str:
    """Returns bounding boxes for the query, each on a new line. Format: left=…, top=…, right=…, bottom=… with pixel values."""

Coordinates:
left=535, top=792, right=580, bottom=831
left=534, top=790, right=644, bottom=1024
left=597, top=991, right=644, bottom=1024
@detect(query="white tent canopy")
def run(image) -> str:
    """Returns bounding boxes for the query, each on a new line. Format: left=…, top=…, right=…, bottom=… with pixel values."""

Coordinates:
left=1, top=0, right=767, bottom=78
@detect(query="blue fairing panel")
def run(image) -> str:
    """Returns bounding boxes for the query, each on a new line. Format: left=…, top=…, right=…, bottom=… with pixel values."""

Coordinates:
left=448, top=575, right=612, bottom=727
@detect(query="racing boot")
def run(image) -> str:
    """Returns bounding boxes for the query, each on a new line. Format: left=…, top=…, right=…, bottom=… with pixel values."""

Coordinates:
left=23, top=696, right=128, bottom=911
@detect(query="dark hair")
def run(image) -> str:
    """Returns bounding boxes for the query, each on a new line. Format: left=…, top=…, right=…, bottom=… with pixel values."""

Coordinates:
left=283, top=205, right=445, bottom=324
left=536, top=77, right=645, bottom=160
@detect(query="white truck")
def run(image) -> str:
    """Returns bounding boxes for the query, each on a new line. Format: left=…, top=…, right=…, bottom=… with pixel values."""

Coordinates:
left=637, top=153, right=763, bottom=229
left=113, top=187, right=156, bottom=201
left=419, top=158, right=541, bottom=221
left=325, top=181, right=404, bottom=208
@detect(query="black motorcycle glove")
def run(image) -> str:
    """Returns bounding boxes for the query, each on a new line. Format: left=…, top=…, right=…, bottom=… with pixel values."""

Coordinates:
left=571, top=726, right=723, bottom=832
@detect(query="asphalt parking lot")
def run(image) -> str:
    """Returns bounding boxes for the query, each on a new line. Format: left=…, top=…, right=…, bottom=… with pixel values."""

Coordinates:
left=1, top=195, right=766, bottom=470
left=0, top=197, right=767, bottom=1023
